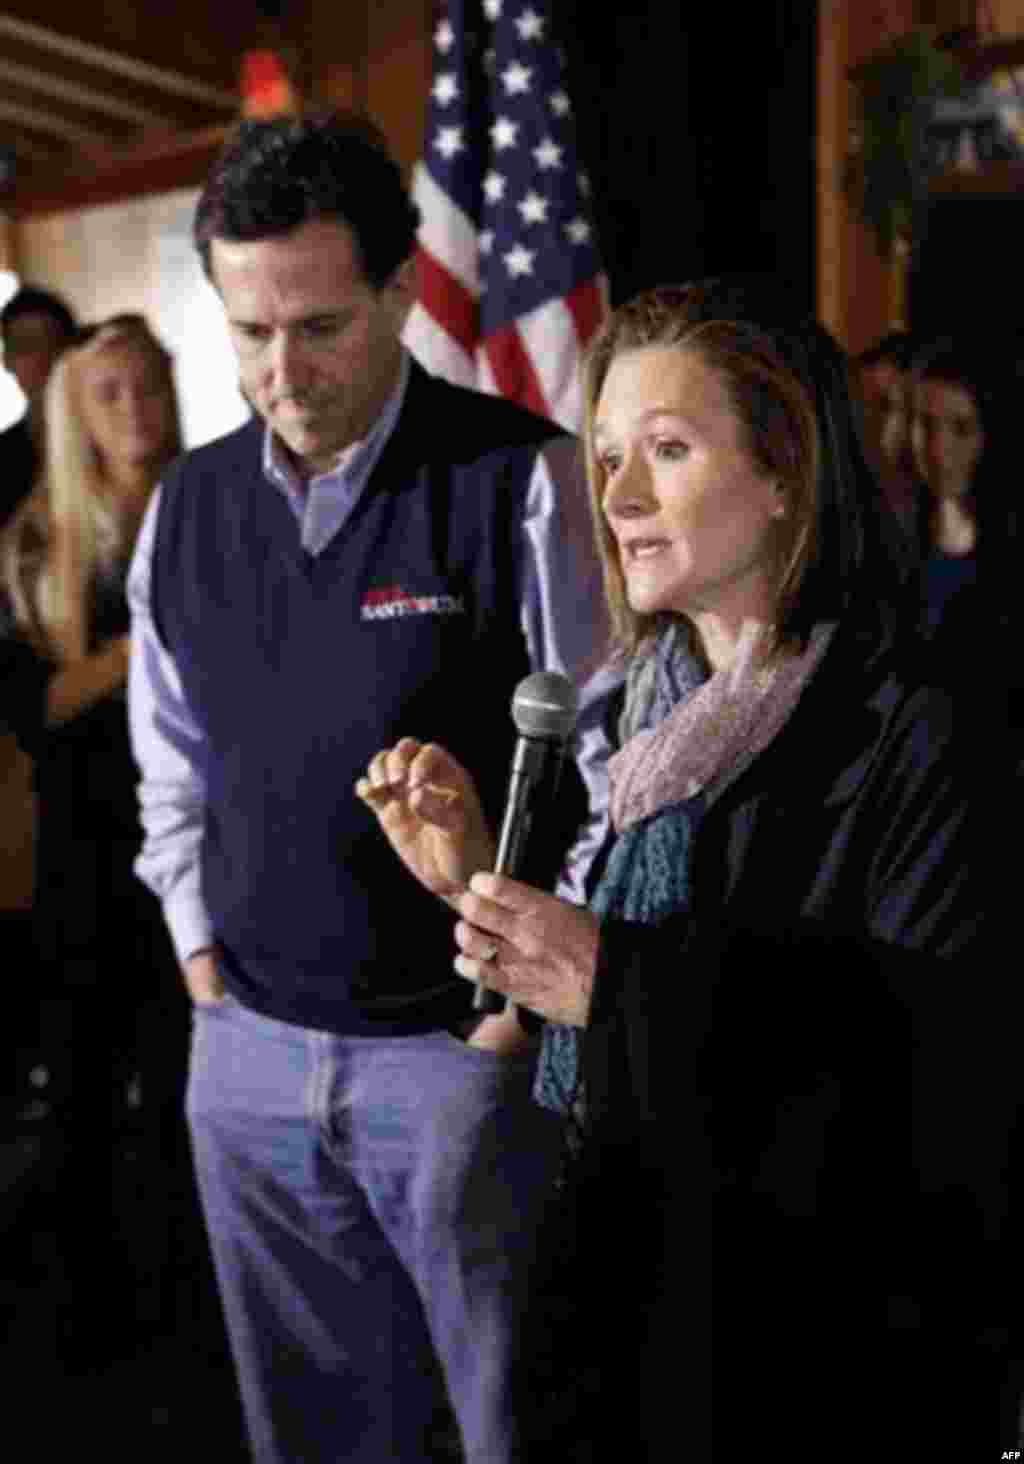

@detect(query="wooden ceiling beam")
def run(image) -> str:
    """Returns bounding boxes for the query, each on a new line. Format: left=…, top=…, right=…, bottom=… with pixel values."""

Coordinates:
left=0, top=58, right=181, bottom=130
left=0, top=14, right=238, bottom=111
left=10, top=123, right=231, bottom=216
left=0, top=97, right=116, bottom=149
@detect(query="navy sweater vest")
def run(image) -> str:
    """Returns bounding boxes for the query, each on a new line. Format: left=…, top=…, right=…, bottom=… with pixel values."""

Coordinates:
left=152, top=365, right=566, bottom=1034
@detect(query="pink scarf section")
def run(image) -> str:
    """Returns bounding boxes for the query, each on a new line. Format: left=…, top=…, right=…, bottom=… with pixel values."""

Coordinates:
left=608, top=621, right=834, bottom=832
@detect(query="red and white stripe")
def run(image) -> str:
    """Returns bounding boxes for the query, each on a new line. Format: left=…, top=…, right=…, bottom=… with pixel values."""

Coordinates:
left=403, top=162, right=606, bottom=433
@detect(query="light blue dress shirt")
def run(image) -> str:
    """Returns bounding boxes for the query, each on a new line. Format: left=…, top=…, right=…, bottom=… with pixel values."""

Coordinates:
left=127, top=351, right=622, bottom=965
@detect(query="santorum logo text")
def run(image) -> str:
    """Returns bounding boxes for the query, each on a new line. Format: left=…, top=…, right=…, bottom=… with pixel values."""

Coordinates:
left=361, top=585, right=466, bottom=621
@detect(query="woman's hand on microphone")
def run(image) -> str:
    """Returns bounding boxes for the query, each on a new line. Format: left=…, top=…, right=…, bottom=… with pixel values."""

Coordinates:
left=356, top=739, right=496, bottom=905
left=453, top=872, right=600, bottom=1028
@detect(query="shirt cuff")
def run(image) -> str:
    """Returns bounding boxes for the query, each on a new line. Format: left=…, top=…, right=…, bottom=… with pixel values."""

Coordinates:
left=162, top=885, right=214, bottom=967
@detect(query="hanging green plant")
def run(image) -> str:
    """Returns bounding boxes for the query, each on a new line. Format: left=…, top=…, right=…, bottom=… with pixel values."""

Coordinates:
left=844, top=28, right=966, bottom=254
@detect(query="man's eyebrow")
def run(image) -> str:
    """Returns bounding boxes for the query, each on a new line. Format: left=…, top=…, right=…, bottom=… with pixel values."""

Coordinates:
left=229, top=309, right=357, bottom=329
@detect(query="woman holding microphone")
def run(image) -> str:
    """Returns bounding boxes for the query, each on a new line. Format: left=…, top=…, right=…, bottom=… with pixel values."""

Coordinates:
left=358, top=279, right=1012, bottom=1460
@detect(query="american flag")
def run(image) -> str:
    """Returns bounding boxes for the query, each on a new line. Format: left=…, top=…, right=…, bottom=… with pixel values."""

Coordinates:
left=403, top=0, right=606, bottom=432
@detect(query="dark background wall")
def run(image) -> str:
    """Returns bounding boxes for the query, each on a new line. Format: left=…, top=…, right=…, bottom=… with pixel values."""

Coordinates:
left=909, top=193, right=1024, bottom=341
left=559, top=2, right=818, bottom=309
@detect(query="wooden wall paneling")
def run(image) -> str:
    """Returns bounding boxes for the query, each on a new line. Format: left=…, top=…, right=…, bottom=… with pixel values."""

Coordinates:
left=990, top=0, right=1024, bottom=29
left=817, top=0, right=847, bottom=342
left=365, top=0, right=432, bottom=173
left=925, top=0, right=1024, bottom=28
left=0, top=736, right=34, bottom=911
left=302, top=0, right=432, bottom=171
left=0, top=212, right=14, bottom=273
left=819, top=0, right=1024, bottom=354
left=305, top=0, right=369, bottom=113
left=817, top=1, right=917, bottom=354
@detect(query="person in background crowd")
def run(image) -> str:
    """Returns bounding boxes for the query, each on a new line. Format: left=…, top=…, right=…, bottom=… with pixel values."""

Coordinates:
left=360, top=278, right=1017, bottom=1461
left=853, top=329, right=919, bottom=534
left=0, top=315, right=202, bottom=1369
left=908, top=336, right=994, bottom=625
left=907, top=335, right=1024, bottom=737
left=0, top=286, right=77, bottom=530
left=127, top=111, right=616, bottom=1464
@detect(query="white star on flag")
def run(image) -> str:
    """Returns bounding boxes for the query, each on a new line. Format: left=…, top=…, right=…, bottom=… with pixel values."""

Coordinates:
left=533, top=136, right=563, bottom=169
left=433, top=74, right=459, bottom=106
left=502, top=62, right=532, bottom=95
left=518, top=191, right=549, bottom=225
left=406, top=0, right=607, bottom=432
left=435, top=126, right=465, bottom=160
left=516, top=8, right=545, bottom=41
left=490, top=116, right=519, bottom=150
left=504, top=244, right=535, bottom=277
left=483, top=170, right=506, bottom=203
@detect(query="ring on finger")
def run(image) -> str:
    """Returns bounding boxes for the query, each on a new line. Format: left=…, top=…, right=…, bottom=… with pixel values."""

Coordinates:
left=477, top=941, right=499, bottom=963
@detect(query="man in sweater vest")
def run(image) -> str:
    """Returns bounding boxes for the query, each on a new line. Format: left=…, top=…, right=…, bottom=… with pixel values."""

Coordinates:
left=127, top=113, right=616, bottom=1464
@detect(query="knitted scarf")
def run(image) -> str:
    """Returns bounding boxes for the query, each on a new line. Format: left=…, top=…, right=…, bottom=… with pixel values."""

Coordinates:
left=535, top=618, right=834, bottom=1115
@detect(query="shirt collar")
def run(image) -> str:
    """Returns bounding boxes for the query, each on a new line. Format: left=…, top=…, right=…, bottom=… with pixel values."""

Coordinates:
left=261, top=349, right=411, bottom=501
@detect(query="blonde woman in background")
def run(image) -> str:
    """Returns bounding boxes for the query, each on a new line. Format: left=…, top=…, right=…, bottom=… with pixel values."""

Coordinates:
left=0, top=316, right=216, bottom=1377
left=2, top=316, right=172, bottom=710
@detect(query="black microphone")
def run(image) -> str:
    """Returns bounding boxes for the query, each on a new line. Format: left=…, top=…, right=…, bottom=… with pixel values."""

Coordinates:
left=473, top=671, right=579, bottom=1014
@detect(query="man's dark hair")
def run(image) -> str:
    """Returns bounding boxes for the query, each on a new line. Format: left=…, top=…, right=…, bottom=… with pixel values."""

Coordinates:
left=194, top=111, right=421, bottom=288
left=0, top=286, right=77, bottom=345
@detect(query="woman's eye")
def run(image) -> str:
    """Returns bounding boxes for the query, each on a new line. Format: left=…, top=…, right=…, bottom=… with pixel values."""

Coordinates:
left=599, top=452, right=621, bottom=475
left=654, top=439, right=687, bottom=460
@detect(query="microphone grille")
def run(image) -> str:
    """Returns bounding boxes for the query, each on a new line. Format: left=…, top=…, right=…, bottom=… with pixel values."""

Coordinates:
left=511, top=671, right=579, bottom=740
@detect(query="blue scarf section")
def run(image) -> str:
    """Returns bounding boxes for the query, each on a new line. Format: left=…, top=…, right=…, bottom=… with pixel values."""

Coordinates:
left=534, top=624, right=707, bottom=1114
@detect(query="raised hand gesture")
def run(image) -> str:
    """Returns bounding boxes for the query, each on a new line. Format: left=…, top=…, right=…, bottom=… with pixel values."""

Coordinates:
left=355, top=738, right=496, bottom=905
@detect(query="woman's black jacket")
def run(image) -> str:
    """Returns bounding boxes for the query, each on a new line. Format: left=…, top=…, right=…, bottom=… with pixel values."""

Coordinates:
left=537, top=614, right=1017, bottom=1461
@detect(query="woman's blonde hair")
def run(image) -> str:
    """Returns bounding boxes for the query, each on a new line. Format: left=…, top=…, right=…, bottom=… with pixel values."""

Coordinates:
left=581, top=283, right=824, bottom=659
left=1, top=314, right=180, bottom=658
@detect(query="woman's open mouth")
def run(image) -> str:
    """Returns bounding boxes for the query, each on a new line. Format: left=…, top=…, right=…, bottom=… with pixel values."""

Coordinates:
left=623, top=538, right=670, bottom=562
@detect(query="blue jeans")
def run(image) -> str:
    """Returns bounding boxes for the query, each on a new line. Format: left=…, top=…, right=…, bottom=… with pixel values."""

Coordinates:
left=187, top=996, right=563, bottom=1463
